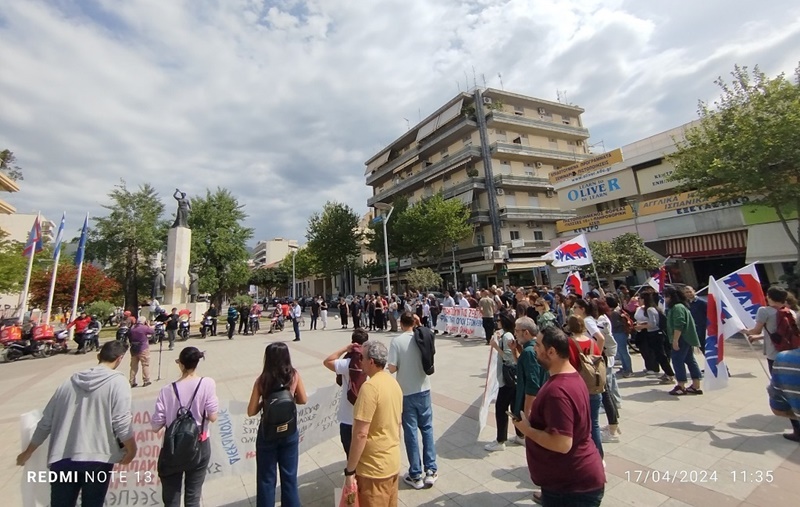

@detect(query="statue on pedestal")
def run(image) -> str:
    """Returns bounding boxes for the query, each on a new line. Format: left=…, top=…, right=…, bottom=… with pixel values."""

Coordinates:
left=152, top=268, right=166, bottom=300
left=189, top=269, right=200, bottom=303
left=172, top=189, right=191, bottom=229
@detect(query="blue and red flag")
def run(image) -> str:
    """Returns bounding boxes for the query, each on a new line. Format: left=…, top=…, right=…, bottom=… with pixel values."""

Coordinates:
left=563, top=271, right=583, bottom=297
left=715, top=263, right=765, bottom=329
left=74, top=214, right=89, bottom=266
left=704, top=276, right=746, bottom=391
left=52, top=212, right=66, bottom=260
left=544, top=233, right=593, bottom=268
left=22, top=215, right=43, bottom=258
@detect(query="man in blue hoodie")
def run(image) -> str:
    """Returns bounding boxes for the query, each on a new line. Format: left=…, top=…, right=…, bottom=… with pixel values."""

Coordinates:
left=16, top=341, right=137, bottom=507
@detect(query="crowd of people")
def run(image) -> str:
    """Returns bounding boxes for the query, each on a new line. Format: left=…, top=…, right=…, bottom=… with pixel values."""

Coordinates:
left=13, top=277, right=800, bottom=507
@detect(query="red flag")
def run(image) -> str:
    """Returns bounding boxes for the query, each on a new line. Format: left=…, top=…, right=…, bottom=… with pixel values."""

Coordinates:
left=563, top=271, right=583, bottom=297
left=23, top=216, right=43, bottom=257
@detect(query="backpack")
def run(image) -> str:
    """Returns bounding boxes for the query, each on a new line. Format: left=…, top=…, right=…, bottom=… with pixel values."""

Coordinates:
left=618, top=310, right=635, bottom=335
left=570, top=338, right=606, bottom=395
left=413, top=326, right=436, bottom=375
left=769, top=307, right=800, bottom=352
left=158, top=379, right=205, bottom=475
left=335, top=344, right=366, bottom=405
left=261, top=384, right=297, bottom=440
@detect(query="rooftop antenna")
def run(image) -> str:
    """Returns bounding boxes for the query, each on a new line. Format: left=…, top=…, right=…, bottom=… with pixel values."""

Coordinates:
left=404, top=118, right=410, bottom=131
left=481, top=73, right=487, bottom=88
left=457, top=81, right=461, bottom=92
left=418, top=108, right=421, bottom=122
left=498, top=73, right=504, bottom=90
left=464, top=71, right=469, bottom=91
left=471, top=65, right=478, bottom=88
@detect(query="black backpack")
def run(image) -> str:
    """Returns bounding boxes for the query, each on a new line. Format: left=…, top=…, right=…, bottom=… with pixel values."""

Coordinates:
left=413, top=326, right=436, bottom=375
left=158, top=379, right=205, bottom=475
left=261, top=384, right=297, bottom=440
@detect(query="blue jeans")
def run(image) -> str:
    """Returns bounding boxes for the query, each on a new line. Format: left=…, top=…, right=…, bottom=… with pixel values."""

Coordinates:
left=402, top=390, right=437, bottom=478
left=256, top=429, right=300, bottom=507
left=49, top=460, right=114, bottom=507
left=671, top=336, right=701, bottom=383
left=540, top=488, right=604, bottom=506
left=589, top=393, right=603, bottom=458
left=292, top=318, right=300, bottom=340
left=612, top=332, right=633, bottom=374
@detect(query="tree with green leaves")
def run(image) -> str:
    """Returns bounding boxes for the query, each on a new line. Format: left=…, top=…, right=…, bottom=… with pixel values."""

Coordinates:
left=405, top=267, right=443, bottom=291
left=280, top=247, right=318, bottom=281
left=188, top=188, right=254, bottom=307
left=0, top=149, right=23, bottom=181
left=399, top=193, right=472, bottom=263
left=0, top=232, right=28, bottom=293
left=86, top=182, right=167, bottom=315
left=248, top=267, right=289, bottom=298
left=365, top=195, right=413, bottom=261
left=585, top=233, right=660, bottom=283
left=668, top=64, right=800, bottom=288
left=305, top=202, right=362, bottom=289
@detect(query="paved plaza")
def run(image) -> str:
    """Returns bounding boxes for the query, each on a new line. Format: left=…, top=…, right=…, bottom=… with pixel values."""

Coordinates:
left=1, top=323, right=799, bottom=506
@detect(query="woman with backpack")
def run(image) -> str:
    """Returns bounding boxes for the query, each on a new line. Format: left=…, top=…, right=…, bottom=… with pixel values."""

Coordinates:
left=566, top=315, right=604, bottom=459
left=663, top=287, right=703, bottom=396
left=635, top=292, right=675, bottom=384
left=596, top=299, right=622, bottom=444
left=247, top=342, right=308, bottom=507
left=484, top=312, right=524, bottom=452
left=152, top=347, right=219, bottom=507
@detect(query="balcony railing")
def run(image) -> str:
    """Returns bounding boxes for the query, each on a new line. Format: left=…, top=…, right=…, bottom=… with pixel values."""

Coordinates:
left=441, top=178, right=486, bottom=200
left=494, top=174, right=552, bottom=190
left=505, top=240, right=552, bottom=252
left=469, top=209, right=492, bottom=224
left=366, top=117, right=476, bottom=185
left=492, top=142, right=592, bottom=164
left=489, top=112, right=590, bottom=139
left=499, top=206, right=576, bottom=221
left=368, top=146, right=481, bottom=206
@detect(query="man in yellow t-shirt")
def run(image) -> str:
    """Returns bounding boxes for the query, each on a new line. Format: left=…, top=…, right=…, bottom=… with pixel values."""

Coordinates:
left=343, top=340, right=403, bottom=507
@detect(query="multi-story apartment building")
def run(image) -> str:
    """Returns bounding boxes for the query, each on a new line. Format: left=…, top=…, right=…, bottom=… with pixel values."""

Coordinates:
left=0, top=213, right=56, bottom=243
left=252, top=238, right=298, bottom=268
left=0, top=171, right=19, bottom=221
left=551, top=121, right=790, bottom=289
left=365, top=88, right=591, bottom=289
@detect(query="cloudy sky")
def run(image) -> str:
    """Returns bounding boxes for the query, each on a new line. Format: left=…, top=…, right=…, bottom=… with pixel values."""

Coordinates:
left=1, top=0, right=798, bottom=247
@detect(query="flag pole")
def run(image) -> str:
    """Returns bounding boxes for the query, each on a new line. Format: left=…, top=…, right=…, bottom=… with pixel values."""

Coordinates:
left=45, top=213, right=66, bottom=325
left=743, top=336, right=772, bottom=380
left=69, top=214, right=88, bottom=340
left=18, top=212, right=41, bottom=324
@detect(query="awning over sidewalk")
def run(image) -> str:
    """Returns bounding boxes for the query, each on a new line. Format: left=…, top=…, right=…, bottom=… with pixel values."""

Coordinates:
left=665, top=230, right=747, bottom=258
left=507, top=261, right=547, bottom=272
left=746, top=221, right=798, bottom=264
left=461, top=260, right=497, bottom=274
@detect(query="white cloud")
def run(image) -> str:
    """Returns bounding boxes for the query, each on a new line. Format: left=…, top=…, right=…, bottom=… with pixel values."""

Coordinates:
left=0, top=0, right=798, bottom=244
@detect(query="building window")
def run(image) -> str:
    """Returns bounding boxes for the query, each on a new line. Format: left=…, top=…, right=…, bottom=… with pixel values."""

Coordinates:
left=567, top=140, right=576, bottom=146
left=462, top=135, right=472, bottom=146
left=524, top=170, right=534, bottom=176
left=476, top=233, right=485, bottom=245
left=500, top=160, right=511, bottom=165
left=440, top=147, right=449, bottom=158
left=505, top=194, right=516, bottom=206
left=514, top=105, right=524, bottom=116
left=510, top=230, right=520, bottom=240
left=528, top=193, right=540, bottom=207
left=562, top=116, right=571, bottom=125
left=534, top=230, right=544, bottom=241
left=495, top=129, right=506, bottom=135
left=405, top=169, right=413, bottom=177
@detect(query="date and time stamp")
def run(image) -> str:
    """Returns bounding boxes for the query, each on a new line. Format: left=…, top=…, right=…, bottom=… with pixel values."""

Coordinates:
left=625, top=469, right=775, bottom=484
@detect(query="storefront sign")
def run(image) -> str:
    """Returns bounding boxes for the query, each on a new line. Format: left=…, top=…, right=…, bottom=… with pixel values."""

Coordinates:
left=20, top=386, right=341, bottom=507
left=550, top=148, right=624, bottom=185
left=638, top=190, right=749, bottom=217
left=435, top=307, right=486, bottom=338
left=556, top=206, right=634, bottom=233
left=635, top=162, right=680, bottom=192
left=558, top=169, right=637, bottom=208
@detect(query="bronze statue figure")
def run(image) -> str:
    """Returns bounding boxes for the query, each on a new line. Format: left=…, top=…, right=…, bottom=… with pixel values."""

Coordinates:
left=172, top=189, right=191, bottom=229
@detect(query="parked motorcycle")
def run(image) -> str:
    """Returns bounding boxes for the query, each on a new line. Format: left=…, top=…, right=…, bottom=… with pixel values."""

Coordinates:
left=81, top=325, right=101, bottom=352
left=200, top=316, right=213, bottom=338
left=116, top=325, right=130, bottom=346
left=179, top=319, right=190, bottom=341
left=152, top=322, right=165, bottom=344
left=269, top=315, right=284, bottom=334
left=249, top=313, right=260, bottom=334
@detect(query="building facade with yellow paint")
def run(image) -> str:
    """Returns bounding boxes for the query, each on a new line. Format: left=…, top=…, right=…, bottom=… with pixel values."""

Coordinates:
left=553, top=120, right=789, bottom=289
left=364, top=88, right=592, bottom=289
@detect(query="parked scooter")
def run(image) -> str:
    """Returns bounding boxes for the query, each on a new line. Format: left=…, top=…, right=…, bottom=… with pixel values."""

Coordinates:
left=200, top=316, right=213, bottom=338
left=179, top=319, right=190, bottom=341
left=269, top=315, right=284, bottom=334
left=152, top=322, right=165, bottom=344
left=81, top=322, right=101, bottom=352
left=116, top=324, right=130, bottom=346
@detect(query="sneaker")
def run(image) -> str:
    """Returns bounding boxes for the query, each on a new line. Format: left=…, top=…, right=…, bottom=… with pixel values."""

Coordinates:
left=511, top=435, right=526, bottom=446
left=130, top=382, right=138, bottom=388
left=424, top=471, right=438, bottom=487
left=601, top=429, right=620, bottom=443
left=143, top=381, right=152, bottom=387
left=659, top=375, right=675, bottom=385
left=403, top=474, right=424, bottom=490
left=484, top=440, right=506, bottom=452
left=644, top=369, right=657, bottom=375
left=622, top=371, right=634, bottom=378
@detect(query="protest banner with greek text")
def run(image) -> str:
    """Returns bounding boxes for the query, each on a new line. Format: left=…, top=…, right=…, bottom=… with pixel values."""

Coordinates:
left=435, top=307, right=486, bottom=339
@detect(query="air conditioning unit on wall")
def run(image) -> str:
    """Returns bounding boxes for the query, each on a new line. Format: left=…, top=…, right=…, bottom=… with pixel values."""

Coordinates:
left=496, top=188, right=505, bottom=195
left=546, top=189, right=554, bottom=198
left=483, top=97, right=493, bottom=105
left=538, top=107, right=546, bottom=114
left=527, top=221, right=538, bottom=228
left=536, top=162, right=543, bottom=168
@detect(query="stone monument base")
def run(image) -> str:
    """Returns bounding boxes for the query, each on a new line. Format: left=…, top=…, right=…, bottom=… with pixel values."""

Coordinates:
left=165, top=227, right=191, bottom=305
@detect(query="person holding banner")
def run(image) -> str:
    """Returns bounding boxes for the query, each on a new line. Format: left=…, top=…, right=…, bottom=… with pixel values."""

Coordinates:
left=663, top=287, right=703, bottom=396
left=745, top=286, right=800, bottom=441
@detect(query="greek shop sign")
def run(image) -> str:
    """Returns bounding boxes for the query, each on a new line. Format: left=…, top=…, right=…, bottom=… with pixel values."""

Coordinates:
left=558, top=169, right=637, bottom=208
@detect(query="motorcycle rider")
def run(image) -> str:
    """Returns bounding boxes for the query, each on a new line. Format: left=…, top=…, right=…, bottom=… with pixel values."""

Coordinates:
left=86, top=315, right=102, bottom=351
left=226, top=305, right=238, bottom=339
left=204, top=304, right=218, bottom=336
left=163, top=308, right=179, bottom=351
left=178, top=308, right=192, bottom=338
left=249, top=301, right=262, bottom=334
left=66, top=311, right=93, bottom=354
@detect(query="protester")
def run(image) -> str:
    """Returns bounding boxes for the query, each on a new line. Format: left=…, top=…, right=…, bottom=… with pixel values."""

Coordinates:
left=247, top=342, right=308, bottom=507
left=389, top=297, right=400, bottom=332
left=152, top=347, right=219, bottom=507
left=485, top=312, right=524, bottom=451
left=339, top=297, right=350, bottom=329
left=290, top=299, right=302, bottom=342
left=323, top=329, right=370, bottom=456
left=596, top=299, right=622, bottom=442
left=608, top=296, right=634, bottom=378
left=565, top=315, right=604, bottom=458
left=310, top=296, right=320, bottom=330
left=663, top=287, right=703, bottom=396
left=388, top=312, right=439, bottom=489
left=513, top=317, right=549, bottom=426
left=767, top=347, right=800, bottom=442
left=512, top=326, right=605, bottom=506
left=342, top=340, right=403, bottom=506
left=66, top=310, right=93, bottom=353
left=16, top=341, right=137, bottom=507
left=684, top=286, right=708, bottom=352
left=129, top=316, right=155, bottom=388
left=745, top=286, right=800, bottom=440
left=479, top=290, right=496, bottom=345
left=637, top=291, right=675, bottom=383
left=535, top=298, right=558, bottom=331
left=226, top=304, right=238, bottom=339
left=164, top=307, right=179, bottom=351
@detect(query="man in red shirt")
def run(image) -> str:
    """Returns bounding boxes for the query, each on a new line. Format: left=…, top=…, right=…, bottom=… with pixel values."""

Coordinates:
left=67, top=311, right=93, bottom=354
left=513, top=326, right=605, bottom=506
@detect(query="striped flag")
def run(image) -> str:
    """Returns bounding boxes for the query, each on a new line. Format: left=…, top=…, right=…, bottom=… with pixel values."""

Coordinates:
left=563, top=271, right=583, bottom=297
left=704, top=276, right=746, bottom=391
left=75, top=214, right=88, bottom=266
left=52, top=212, right=66, bottom=260
left=715, top=263, right=765, bottom=329
left=22, top=216, right=43, bottom=257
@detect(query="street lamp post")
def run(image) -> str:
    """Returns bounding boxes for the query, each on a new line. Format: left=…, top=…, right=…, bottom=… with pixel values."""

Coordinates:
left=452, top=243, right=458, bottom=291
left=373, top=203, right=394, bottom=297
left=627, top=197, right=642, bottom=238
left=290, top=247, right=298, bottom=300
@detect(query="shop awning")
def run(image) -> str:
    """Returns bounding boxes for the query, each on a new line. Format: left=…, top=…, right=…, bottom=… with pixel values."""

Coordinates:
left=451, top=190, right=474, bottom=206
left=666, top=230, right=747, bottom=259
left=392, top=155, right=419, bottom=174
left=461, top=260, right=498, bottom=275
left=507, top=261, right=547, bottom=272
left=746, top=221, right=799, bottom=264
